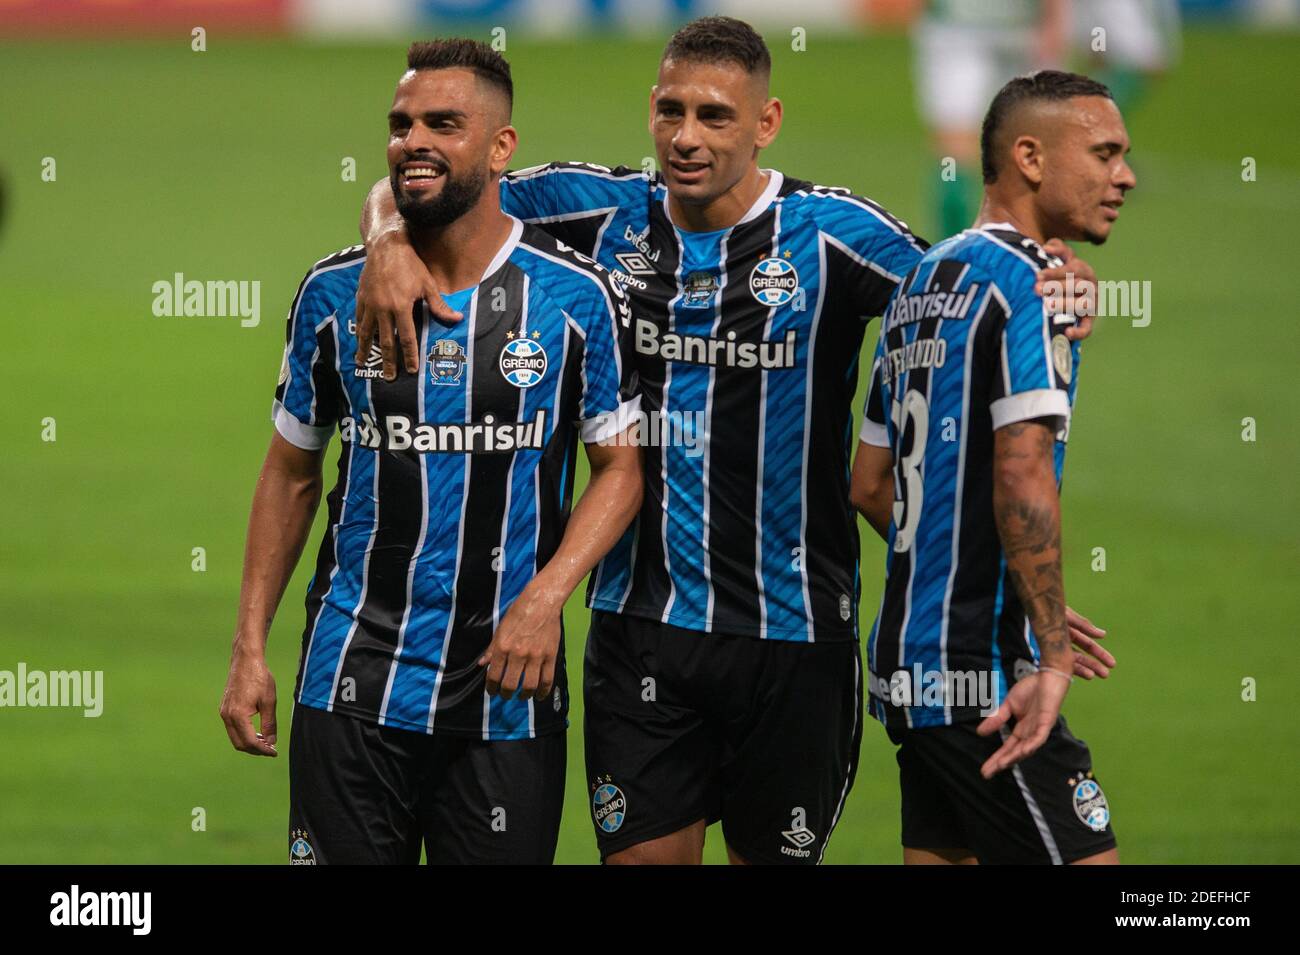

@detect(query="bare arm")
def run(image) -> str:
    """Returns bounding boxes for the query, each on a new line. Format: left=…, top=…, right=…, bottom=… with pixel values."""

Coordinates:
left=998, top=418, right=1112, bottom=680
left=219, top=433, right=326, bottom=756
left=850, top=439, right=894, bottom=542
left=355, top=178, right=461, bottom=380
left=481, top=435, right=643, bottom=700
left=993, top=420, right=1070, bottom=670
left=978, top=417, right=1071, bottom=776
left=359, top=176, right=403, bottom=250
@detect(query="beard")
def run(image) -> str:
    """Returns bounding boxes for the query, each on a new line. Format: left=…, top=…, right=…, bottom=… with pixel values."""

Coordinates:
left=392, top=163, right=488, bottom=230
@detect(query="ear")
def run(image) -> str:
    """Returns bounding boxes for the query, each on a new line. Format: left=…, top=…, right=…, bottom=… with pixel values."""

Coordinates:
left=648, top=85, right=658, bottom=136
left=491, top=125, right=518, bottom=176
left=755, top=96, right=783, bottom=150
left=1012, top=134, right=1045, bottom=186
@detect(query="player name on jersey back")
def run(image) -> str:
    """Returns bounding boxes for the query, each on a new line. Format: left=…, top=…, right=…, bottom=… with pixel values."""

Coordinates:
left=862, top=224, right=1079, bottom=729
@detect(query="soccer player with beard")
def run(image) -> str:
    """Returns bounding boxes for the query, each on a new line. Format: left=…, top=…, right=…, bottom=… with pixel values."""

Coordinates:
left=219, top=40, right=642, bottom=864
left=353, top=18, right=1103, bottom=865
left=851, top=71, right=1133, bottom=864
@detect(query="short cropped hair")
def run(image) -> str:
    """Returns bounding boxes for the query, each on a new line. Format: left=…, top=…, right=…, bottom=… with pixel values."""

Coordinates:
left=406, top=38, right=513, bottom=115
left=661, top=16, right=770, bottom=76
left=981, top=70, right=1113, bottom=184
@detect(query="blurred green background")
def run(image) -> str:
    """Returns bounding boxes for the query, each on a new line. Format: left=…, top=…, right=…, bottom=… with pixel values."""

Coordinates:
left=1, top=28, right=1297, bottom=863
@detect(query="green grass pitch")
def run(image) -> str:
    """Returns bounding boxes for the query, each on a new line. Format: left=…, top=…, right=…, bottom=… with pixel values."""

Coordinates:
left=1, top=27, right=1297, bottom=863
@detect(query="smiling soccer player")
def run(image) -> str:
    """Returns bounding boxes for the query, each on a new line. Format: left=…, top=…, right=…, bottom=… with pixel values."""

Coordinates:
left=219, top=39, right=642, bottom=864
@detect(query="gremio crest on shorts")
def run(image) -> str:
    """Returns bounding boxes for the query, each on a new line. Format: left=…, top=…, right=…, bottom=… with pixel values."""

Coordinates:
left=1070, top=773, right=1110, bottom=831
left=289, top=827, right=317, bottom=865
left=591, top=777, right=627, bottom=834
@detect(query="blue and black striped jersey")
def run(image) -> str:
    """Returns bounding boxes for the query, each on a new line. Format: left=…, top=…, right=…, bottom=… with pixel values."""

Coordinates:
left=501, top=163, right=927, bottom=641
left=273, top=219, right=638, bottom=739
left=859, top=223, right=1080, bottom=729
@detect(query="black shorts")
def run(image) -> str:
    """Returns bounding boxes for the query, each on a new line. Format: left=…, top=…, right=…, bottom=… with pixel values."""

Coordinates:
left=288, top=702, right=565, bottom=865
left=888, top=716, right=1117, bottom=864
left=582, top=610, right=862, bottom=864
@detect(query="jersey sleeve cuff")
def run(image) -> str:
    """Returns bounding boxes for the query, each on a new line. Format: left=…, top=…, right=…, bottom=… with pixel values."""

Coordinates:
left=859, top=417, right=890, bottom=448
left=580, top=394, right=642, bottom=444
left=990, top=389, right=1071, bottom=432
left=272, top=399, right=333, bottom=450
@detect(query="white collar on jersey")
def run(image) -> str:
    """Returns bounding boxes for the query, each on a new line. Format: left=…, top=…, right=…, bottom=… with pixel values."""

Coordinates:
left=478, top=215, right=524, bottom=282
left=662, top=169, right=784, bottom=231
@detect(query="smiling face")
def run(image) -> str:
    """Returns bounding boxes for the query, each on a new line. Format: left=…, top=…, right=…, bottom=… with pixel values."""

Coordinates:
left=386, top=67, right=515, bottom=229
left=1031, top=96, right=1136, bottom=244
left=650, top=56, right=781, bottom=208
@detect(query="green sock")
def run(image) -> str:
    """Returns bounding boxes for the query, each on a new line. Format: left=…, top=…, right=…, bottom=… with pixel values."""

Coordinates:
left=934, top=164, right=981, bottom=239
left=1098, top=67, right=1148, bottom=114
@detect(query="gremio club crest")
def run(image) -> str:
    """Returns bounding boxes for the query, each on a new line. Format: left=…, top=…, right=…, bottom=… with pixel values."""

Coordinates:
left=750, top=255, right=799, bottom=306
left=500, top=334, right=548, bottom=388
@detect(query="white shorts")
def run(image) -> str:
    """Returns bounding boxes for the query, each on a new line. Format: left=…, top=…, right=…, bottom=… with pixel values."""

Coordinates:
left=913, top=19, right=1038, bottom=131
left=1075, top=0, right=1181, bottom=71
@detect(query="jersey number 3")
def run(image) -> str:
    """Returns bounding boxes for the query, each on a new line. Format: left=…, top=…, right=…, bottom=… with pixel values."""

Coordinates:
left=891, top=390, right=928, bottom=553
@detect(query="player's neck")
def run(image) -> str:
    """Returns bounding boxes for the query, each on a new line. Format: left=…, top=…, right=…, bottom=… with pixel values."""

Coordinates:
left=408, top=198, right=514, bottom=293
left=667, top=166, right=770, bottom=232
left=974, top=194, right=1048, bottom=245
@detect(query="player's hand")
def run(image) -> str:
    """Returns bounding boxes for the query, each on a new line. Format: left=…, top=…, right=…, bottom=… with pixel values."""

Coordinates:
left=355, top=230, right=462, bottom=381
left=479, top=582, right=563, bottom=702
left=1037, top=239, right=1097, bottom=342
left=976, top=669, right=1070, bottom=778
left=1067, top=606, right=1115, bottom=680
left=219, top=645, right=278, bottom=757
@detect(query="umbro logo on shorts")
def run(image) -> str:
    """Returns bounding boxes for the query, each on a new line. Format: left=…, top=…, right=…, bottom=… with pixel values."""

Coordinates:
left=780, top=826, right=816, bottom=858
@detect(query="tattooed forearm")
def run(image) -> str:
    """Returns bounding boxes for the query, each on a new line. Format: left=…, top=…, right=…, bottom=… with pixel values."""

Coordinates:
left=993, top=420, right=1070, bottom=666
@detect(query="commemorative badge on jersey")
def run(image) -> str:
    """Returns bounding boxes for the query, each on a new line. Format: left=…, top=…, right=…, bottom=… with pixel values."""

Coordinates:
left=750, top=255, right=800, bottom=307
left=590, top=775, right=627, bottom=834
left=681, top=270, right=719, bottom=308
left=1070, top=772, right=1110, bottom=832
left=500, top=332, right=547, bottom=388
left=428, top=339, right=467, bottom=386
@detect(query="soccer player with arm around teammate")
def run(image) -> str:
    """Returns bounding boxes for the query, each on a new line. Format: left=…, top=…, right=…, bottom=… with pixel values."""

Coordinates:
left=220, top=39, right=642, bottom=865
left=850, top=70, right=1133, bottom=865
left=352, top=18, right=1101, bottom=867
